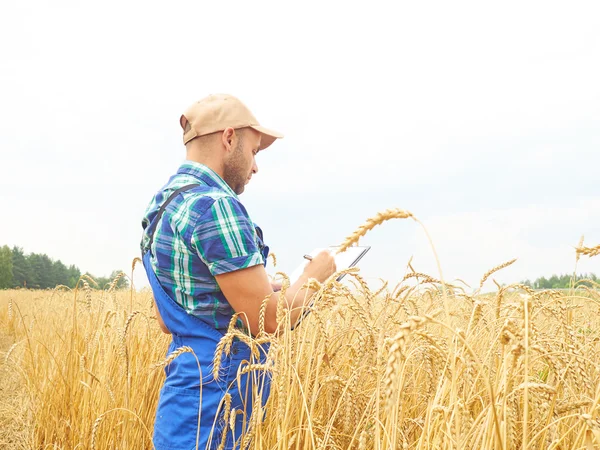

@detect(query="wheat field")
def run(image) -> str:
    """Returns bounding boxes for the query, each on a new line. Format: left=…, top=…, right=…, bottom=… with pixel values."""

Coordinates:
left=1, top=212, right=599, bottom=450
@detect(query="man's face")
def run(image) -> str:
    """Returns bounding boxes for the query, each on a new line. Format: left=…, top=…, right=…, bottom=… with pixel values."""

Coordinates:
left=223, top=128, right=261, bottom=195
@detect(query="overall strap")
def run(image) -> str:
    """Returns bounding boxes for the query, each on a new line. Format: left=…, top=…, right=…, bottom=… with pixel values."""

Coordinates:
left=146, top=184, right=199, bottom=254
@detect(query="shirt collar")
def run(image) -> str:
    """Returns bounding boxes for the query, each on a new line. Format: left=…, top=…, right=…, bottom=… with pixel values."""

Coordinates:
left=176, top=160, right=238, bottom=198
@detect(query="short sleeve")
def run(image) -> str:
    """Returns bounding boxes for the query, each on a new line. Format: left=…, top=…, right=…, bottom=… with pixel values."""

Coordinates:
left=191, top=196, right=263, bottom=276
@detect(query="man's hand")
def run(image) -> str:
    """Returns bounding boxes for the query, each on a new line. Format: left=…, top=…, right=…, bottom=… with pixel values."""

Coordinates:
left=215, top=255, right=336, bottom=336
left=303, top=250, right=337, bottom=283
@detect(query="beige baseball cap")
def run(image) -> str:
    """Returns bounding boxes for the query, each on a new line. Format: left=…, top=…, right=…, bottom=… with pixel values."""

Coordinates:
left=180, top=94, right=284, bottom=150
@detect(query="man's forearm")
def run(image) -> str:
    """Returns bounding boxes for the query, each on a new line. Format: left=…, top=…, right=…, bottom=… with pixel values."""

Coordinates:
left=261, top=274, right=319, bottom=334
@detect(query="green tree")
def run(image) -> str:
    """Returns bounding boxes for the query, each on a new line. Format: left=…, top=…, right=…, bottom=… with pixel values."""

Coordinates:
left=27, top=253, right=42, bottom=288
left=38, top=254, right=55, bottom=289
left=67, top=265, right=81, bottom=288
left=2, top=244, right=127, bottom=290
left=534, top=276, right=548, bottom=289
left=0, top=245, right=13, bottom=289
left=11, top=246, right=30, bottom=288
left=548, top=274, right=560, bottom=289
left=94, top=275, right=110, bottom=289
left=524, top=273, right=598, bottom=290
left=28, top=253, right=56, bottom=289
left=52, top=260, right=70, bottom=287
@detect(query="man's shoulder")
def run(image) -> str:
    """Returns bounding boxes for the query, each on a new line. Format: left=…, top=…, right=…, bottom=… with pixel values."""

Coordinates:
left=180, top=185, right=241, bottom=213
left=145, top=170, right=251, bottom=230
left=161, top=173, right=222, bottom=205
left=173, top=183, right=251, bottom=230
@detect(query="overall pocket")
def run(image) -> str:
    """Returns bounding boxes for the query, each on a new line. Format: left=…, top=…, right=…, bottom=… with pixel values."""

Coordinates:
left=153, top=385, right=201, bottom=450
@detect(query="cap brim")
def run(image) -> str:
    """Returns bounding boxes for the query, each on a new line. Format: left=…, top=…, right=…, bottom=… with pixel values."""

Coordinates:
left=251, top=125, right=284, bottom=150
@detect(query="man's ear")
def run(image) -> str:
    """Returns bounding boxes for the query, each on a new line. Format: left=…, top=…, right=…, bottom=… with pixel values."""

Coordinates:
left=221, top=127, right=235, bottom=153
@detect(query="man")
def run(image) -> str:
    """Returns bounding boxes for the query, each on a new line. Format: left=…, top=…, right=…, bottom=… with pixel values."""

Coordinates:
left=140, top=94, right=336, bottom=450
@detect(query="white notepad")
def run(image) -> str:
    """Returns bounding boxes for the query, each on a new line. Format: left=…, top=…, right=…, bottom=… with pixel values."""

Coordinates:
left=288, top=246, right=370, bottom=285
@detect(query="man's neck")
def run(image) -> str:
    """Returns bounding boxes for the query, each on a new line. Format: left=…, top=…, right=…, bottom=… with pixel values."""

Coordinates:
left=185, top=152, right=225, bottom=180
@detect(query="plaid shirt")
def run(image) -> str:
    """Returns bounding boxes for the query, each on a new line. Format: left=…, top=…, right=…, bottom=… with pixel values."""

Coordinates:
left=141, top=161, right=266, bottom=331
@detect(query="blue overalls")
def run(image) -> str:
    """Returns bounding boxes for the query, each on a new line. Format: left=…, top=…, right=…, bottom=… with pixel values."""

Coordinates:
left=143, top=186, right=271, bottom=450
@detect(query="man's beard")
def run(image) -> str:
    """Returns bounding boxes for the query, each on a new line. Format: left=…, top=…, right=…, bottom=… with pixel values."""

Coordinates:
left=223, top=141, right=248, bottom=195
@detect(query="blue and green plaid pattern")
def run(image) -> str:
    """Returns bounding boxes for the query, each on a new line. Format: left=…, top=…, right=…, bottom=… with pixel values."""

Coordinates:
left=141, top=161, right=264, bottom=330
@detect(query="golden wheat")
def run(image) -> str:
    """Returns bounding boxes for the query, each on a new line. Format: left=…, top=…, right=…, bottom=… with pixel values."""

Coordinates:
left=1, top=211, right=599, bottom=449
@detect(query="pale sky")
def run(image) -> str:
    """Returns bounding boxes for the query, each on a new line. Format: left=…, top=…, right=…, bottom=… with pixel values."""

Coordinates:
left=1, top=0, right=598, bottom=292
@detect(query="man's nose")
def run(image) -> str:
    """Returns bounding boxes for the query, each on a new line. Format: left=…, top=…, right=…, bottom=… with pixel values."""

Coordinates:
left=252, top=159, right=258, bottom=175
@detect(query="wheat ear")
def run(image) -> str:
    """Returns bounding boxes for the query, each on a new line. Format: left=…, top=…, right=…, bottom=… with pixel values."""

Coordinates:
left=80, top=274, right=99, bottom=288
left=107, top=271, right=127, bottom=292
left=576, top=245, right=600, bottom=258
left=576, top=235, right=585, bottom=262
left=4, top=341, right=21, bottom=365
left=337, top=208, right=414, bottom=253
left=383, top=315, right=430, bottom=410
left=91, top=411, right=109, bottom=450
left=153, top=346, right=194, bottom=369
left=131, top=257, right=142, bottom=271
left=123, top=310, right=141, bottom=336
left=217, top=393, right=232, bottom=450
left=478, top=258, right=517, bottom=291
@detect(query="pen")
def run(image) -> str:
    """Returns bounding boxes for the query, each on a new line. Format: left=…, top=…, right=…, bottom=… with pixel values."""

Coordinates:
left=303, top=254, right=313, bottom=261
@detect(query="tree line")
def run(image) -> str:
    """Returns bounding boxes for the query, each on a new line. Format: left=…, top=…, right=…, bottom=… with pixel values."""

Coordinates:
left=0, top=244, right=595, bottom=292
left=521, top=273, right=597, bottom=289
left=0, top=245, right=129, bottom=290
